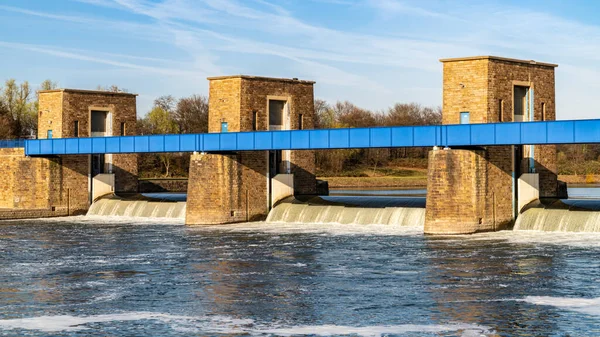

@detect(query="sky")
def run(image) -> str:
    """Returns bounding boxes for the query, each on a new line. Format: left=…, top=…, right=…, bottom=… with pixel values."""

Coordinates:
left=1, top=0, right=600, bottom=119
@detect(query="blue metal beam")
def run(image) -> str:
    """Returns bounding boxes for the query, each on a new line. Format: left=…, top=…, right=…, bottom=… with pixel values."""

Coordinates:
left=22, top=119, right=600, bottom=156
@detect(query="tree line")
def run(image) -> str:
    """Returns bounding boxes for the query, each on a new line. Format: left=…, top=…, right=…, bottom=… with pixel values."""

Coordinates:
left=0, top=79, right=58, bottom=138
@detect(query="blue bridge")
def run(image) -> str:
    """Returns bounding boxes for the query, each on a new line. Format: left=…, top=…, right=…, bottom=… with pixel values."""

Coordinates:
left=22, top=119, right=600, bottom=156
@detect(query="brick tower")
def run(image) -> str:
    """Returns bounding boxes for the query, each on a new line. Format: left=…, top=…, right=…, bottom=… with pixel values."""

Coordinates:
left=425, top=56, right=561, bottom=234
left=186, top=76, right=317, bottom=225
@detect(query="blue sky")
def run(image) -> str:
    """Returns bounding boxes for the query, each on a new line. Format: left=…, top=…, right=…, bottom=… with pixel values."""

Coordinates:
left=1, top=0, right=600, bottom=119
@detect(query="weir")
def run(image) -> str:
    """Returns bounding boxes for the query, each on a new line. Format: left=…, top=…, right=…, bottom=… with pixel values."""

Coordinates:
left=87, top=195, right=186, bottom=219
left=515, top=200, right=600, bottom=232
left=4, top=54, right=600, bottom=234
left=267, top=196, right=425, bottom=226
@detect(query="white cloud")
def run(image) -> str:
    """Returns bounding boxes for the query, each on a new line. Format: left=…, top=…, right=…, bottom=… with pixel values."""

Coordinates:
left=5, top=0, right=600, bottom=118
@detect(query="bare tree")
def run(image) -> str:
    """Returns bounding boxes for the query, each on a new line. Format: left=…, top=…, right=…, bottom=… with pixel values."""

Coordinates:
left=175, top=95, right=208, bottom=134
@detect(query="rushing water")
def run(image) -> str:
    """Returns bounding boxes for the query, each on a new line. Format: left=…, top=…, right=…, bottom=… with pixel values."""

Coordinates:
left=1, top=216, right=600, bottom=336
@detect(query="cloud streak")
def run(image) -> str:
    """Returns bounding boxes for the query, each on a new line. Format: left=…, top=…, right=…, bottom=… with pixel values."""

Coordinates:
left=3, top=0, right=600, bottom=117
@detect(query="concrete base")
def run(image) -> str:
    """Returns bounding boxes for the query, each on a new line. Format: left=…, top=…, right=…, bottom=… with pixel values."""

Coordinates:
left=92, top=174, right=115, bottom=201
left=271, top=174, right=294, bottom=207
left=518, top=173, right=539, bottom=212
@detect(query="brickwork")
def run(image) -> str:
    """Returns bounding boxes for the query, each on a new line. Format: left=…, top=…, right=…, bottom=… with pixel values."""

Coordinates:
left=207, top=76, right=317, bottom=195
left=0, top=148, right=89, bottom=216
left=425, top=149, right=487, bottom=234
left=187, top=76, right=317, bottom=225
left=38, top=89, right=138, bottom=193
left=427, top=56, right=561, bottom=234
left=186, top=152, right=269, bottom=225
left=441, top=56, right=557, bottom=124
left=425, top=148, right=514, bottom=234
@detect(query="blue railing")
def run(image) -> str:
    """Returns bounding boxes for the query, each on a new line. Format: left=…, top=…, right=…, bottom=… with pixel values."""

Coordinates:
left=21, top=119, right=600, bottom=156
left=0, top=139, right=25, bottom=149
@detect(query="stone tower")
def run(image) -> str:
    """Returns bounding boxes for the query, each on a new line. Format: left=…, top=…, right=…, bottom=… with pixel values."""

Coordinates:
left=38, top=89, right=138, bottom=195
left=186, top=76, right=317, bottom=225
left=425, top=56, right=561, bottom=234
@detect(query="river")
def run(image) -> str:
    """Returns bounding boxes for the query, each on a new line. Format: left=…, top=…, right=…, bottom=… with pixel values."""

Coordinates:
left=0, top=188, right=599, bottom=336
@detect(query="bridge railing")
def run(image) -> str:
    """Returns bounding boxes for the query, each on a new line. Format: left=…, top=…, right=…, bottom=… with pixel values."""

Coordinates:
left=22, top=119, right=600, bottom=156
left=0, top=139, right=25, bottom=149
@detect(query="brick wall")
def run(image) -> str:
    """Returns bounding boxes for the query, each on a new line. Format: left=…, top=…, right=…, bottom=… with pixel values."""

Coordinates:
left=425, top=148, right=513, bottom=234
left=38, top=91, right=63, bottom=139
left=208, top=78, right=242, bottom=133
left=441, top=56, right=556, bottom=124
left=186, top=152, right=269, bottom=225
left=442, top=59, right=489, bottom=124
left=38, top=89, right=138, bottom=193
left=0, top=148, right=89, bottom=215
left=428, top=56, right=560, bottom=234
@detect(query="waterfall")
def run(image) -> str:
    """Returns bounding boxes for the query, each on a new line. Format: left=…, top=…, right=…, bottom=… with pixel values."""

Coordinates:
left=515, top=200, right=600, bottom=232
left=267, top=196, right=425, bottom=227
left=87, top=196, right=186, bottom=219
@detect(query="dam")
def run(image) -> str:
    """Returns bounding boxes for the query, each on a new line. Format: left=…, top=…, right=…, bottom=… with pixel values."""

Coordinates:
left=1, top=55, right=600, bottom=236
left=2, top=56, right=600, bottom=336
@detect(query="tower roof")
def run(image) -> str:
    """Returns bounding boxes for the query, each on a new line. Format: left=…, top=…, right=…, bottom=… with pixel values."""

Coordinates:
left=439, top=55, right=558, bottom=68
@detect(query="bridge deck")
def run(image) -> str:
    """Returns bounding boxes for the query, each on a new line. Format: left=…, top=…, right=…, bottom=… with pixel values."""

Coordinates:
left=22, top=119, right=600, bottom=156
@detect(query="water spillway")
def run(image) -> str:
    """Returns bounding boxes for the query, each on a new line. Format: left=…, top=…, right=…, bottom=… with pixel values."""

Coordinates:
left=266, top=196, right=425, bottom=226
left=515, top=199, right=600, bottom=232
left=87, top=194, right=186, bottom=219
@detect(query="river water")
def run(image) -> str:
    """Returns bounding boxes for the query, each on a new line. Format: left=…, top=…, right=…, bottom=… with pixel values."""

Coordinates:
left=1, top=188, right=600, bottom=336
left=1, top=218, right=600, bottom=336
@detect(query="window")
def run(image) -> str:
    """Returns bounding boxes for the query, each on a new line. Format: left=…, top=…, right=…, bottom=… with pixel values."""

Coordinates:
left=47, top=130, right=53, bottom=139
left=498, top=99, right=503, bottom=122
left=252, top=111, right=258, bottom=131
left=513, top=86, right=528, bottom=122
left=541, top=103, right=546, bottom=121
left=269, top=100, right=286, bottom=130
left=120, top=122, right=126, bottom=136
left=298, top=114, right=304, bottom=130
left=73, top=121, right=79, bottom=137
left=221, top=122, right=228, bottom=133
left=460, top=112, right=470, bottom=124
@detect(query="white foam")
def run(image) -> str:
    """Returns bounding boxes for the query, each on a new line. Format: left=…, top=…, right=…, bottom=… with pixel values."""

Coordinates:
left=0, top=312, right=494, bottom=335
left=0, top=312, right=187, bottom=332
left=441, top=230, right=600, bottom=248
left=9, top=215, right=185, bottom=225
left=522, top=296, right=600, bottom=316
left=253, top=323, right=492, bottom=336
left=188, top=221, right=424, bottom=236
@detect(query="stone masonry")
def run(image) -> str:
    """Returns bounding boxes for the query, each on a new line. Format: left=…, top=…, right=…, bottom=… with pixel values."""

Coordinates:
left=38, top=89, right=138, bottom=193
left=0, top=148, right=88, bottom=215
left=426, top=56, right=561, bottom=234
left=186, top=76, right=317, bottom=225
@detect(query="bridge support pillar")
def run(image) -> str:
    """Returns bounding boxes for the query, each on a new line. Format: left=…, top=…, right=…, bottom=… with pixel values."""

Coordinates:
left=425, top=147, right=514, bottom=235
left=186, top=152, right=270, bottom=225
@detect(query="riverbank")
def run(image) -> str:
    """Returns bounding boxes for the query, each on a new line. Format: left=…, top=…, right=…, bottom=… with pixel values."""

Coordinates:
left=321, top=175, right=600, bottom=189
left=320, top=176, right=427, bottom=188
left=559, top=175, right=600, bottom=185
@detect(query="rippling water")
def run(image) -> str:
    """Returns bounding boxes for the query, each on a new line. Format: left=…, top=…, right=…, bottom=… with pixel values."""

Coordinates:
left=1, top=217, right=600, bottom=336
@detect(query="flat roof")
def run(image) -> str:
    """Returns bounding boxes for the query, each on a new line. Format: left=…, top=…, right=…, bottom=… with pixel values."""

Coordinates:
left=38, top=88, right=138, bottom=96
left=207, top=75, right=315, bottom=84
left=439, top=55, right=558, bottom=68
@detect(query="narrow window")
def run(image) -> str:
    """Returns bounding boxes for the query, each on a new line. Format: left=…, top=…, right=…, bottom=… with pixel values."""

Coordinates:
left=460, top=112, right=470, bottom=124
left=541, top=103, right=546, bottom=121
left=73, top=120, right=79, bottom=137
left=221, top=122, right=228, bottom=133
left=298, top=114, right=304, bottom=130
left=252, top=111, right=258, bottom=131
left=120, top=122, right=126, bottom=136
left=47, top=130, right=53, bottom=139
left=498, top=99, right=503, bottom=122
